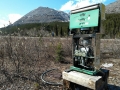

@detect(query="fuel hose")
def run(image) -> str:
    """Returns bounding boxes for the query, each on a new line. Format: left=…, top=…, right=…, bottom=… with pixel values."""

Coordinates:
left=41, top=69, right=63, bottom=86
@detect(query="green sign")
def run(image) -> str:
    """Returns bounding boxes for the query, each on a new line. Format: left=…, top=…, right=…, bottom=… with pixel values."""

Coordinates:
left=70, top=9, right=99, bottom=29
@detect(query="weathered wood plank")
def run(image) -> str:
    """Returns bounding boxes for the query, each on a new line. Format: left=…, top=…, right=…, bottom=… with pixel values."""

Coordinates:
left=62, top=71, right=103, bottom=90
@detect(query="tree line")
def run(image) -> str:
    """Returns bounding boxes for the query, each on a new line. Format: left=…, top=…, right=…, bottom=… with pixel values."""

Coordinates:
left=103, top=13, right=120, bottom=38
left=0, top=22, right=69, bottom=37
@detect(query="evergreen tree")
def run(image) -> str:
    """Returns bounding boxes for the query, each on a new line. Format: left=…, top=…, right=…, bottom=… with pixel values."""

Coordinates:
left=55, top=24, right=58, bottom=36
left=67, top=26, right=70, bottom=36
left=60, top=27, right=63, bottom=37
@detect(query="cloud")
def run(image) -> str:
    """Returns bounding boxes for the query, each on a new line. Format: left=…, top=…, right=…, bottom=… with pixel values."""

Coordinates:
left=0, top=14, right=22, bottom=28
left=0, top=19, right=9, bottom=28
left=60, top=1, right=74, bottom=11
left=60, top=0, right=106, bottom=11
left=8, top=14, right=22, bottom=24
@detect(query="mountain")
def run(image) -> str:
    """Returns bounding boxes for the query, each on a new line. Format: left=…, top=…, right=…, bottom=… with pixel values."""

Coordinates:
left=106, top=0, right=120, bottom=13
left=13, top=0, right=120, bottom=25
left=13, top=7, right=69, bottom=25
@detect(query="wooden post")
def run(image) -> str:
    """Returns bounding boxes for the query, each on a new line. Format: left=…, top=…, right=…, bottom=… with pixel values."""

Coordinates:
left=93, top=33, right=101, bottom=69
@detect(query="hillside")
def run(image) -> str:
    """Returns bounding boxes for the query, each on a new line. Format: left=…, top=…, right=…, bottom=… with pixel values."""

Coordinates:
left=106, top=0, right=120, bottom=13
left=13, top=7, right=69, bottom=25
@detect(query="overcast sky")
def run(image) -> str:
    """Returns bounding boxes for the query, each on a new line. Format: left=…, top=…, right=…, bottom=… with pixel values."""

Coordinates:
left=0, top=0, right=116, bottom=28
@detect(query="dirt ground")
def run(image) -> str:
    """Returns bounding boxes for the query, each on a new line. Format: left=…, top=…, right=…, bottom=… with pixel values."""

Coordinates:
left=100, top=39, right=120, bottom=89
left=0, top=37, right=120, bottom=90
left=100, top=59, right=120, bottom=90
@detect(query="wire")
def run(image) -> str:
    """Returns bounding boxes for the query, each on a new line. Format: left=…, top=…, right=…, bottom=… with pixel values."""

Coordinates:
left=40, top=69, right=63, bottom=86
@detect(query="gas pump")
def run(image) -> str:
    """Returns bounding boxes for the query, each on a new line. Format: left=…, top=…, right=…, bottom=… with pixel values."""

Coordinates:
left=62, top=3, right=109, bottom=90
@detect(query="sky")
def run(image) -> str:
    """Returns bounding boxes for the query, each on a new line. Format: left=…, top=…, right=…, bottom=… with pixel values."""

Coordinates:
left=0, top=0, right=117, bottom=28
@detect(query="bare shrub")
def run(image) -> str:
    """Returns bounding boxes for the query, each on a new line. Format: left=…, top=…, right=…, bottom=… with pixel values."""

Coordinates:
left=101, top=39, right=120, bottom=59
left=1, top=36, right=120, bottom=89
left=0, top=36, right=73, bottom=89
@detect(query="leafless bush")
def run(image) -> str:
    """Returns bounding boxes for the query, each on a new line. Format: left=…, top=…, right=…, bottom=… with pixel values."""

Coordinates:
left=0, top=36, right=120, bottom=89
left=101, top=39, right=120, bottom=59
left=0, top=36, right=72, bottom=89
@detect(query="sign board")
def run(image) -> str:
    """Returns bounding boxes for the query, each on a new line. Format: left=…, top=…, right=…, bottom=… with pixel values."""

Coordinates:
left=70, top=9, right=99, bottom=29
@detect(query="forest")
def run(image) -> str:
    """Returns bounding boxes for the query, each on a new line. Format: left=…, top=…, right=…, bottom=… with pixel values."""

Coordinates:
left=102, top=13, right=120, bottom=38
left=0, top=22, right=69, bottom=37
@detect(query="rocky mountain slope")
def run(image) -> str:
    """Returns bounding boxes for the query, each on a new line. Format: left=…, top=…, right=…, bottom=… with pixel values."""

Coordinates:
left=13, top=0, right=120, bottom=25
left=106, top=0, right=120, bottom=13
left=13, top=7, right=69, bottom=25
